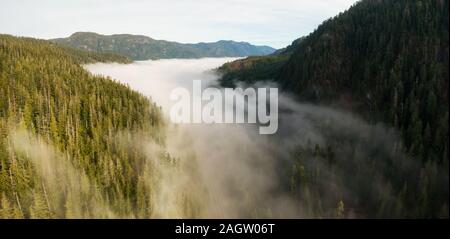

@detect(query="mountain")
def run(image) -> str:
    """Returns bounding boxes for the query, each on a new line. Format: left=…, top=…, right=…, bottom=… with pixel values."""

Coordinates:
left=217, top=36, right=306, bottom=87
left=272, top=36, right=305, bottom=56
left=51, top=32, right=276, bottom=60
left=219, top=0, right=449, bottom=217
left=220, top=0, right=449, bottom=162
left=0, top=34, right=175, bottom=218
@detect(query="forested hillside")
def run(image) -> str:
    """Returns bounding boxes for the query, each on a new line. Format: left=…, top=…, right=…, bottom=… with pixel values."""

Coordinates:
left=0, top=0, right=448, bottom=219
left=217, top=36, right=304, bottom=86
left=52, top=32, right=276, bottom=60
left=0, top=35, right=185, bottom=218
left=219, top=0, right=449, bottom=217
left=220, top=0, right=448, bottom=164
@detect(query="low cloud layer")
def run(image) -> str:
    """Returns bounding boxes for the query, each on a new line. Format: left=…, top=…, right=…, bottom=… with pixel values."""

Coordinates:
left=85, top=58, right=448, bottom=218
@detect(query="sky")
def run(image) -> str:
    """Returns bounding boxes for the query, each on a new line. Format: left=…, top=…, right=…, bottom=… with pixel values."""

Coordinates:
left=0, top=0, right=358, bottom=49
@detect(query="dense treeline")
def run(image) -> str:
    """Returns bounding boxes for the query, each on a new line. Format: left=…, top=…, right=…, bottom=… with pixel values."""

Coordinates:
left=286, top=114, right=448, bottom=218
left=0, top=35, right=182, bottom=218
left=219, top=0, right=449, bottom=217
left=218, top=37, right=302, bottom=85
left=281, top=0, right=449, bottom=163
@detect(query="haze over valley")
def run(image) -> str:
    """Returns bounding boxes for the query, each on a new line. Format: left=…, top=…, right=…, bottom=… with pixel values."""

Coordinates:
left=0, top=0, right=448, bottom=219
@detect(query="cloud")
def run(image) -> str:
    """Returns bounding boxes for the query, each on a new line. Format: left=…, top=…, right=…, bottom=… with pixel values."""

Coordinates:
left=84, top=58, right=449, bottom=218
left=0, top=0, right=359, bottom=48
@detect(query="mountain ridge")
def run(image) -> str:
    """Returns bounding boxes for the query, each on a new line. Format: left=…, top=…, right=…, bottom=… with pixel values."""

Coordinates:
left=52, top=32, right=276, bottom=60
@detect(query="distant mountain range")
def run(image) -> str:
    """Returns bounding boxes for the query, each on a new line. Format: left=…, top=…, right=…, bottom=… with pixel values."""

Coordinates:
left=51, top=32, right=276, bottom=60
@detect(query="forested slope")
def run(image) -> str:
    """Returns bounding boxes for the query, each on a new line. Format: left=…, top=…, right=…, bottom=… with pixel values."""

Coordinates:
left=283, top=0, right=448, bottom=163
left=218, top=0, right=449, bottom=218
left=0, top=35, right=179, bottom=218
left=220, top=0, right=448, bottom=164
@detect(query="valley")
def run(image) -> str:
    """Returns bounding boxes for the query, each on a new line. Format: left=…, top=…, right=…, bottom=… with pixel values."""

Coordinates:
left=0, top=0, right=448, bottom=219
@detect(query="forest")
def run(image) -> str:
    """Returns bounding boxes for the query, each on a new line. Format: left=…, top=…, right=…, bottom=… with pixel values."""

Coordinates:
left=0, top=35, right=193, bottom=218
left=0, top=0, right=448, bottom=219
left=219, top=0, right=449, bottom=218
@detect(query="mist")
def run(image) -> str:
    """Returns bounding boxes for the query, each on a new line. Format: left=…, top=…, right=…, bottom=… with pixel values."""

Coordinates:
left=85, top=58, right=449, bottom=218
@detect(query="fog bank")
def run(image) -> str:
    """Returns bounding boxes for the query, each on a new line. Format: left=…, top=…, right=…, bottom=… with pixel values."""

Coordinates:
left=85, top=58, right=447, bottom=218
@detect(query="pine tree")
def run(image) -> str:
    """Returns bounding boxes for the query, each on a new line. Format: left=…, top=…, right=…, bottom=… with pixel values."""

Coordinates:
left=336, top=200, right=345, bottom=219
left=29, top=189, right=53, bottom=219
left=0, top=193, right=12, bottom=219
